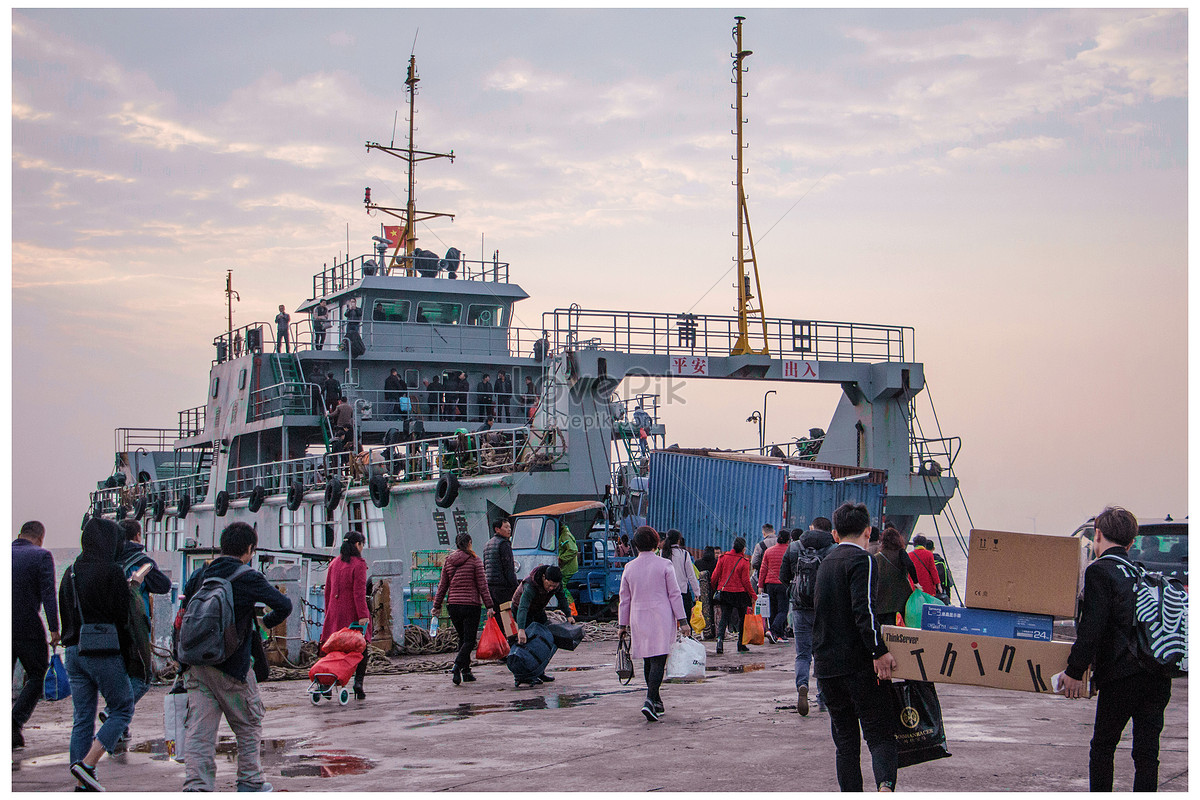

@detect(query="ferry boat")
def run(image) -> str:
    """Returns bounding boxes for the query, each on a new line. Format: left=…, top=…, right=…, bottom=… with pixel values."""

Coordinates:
left=86, top=23, right=960, bottom=660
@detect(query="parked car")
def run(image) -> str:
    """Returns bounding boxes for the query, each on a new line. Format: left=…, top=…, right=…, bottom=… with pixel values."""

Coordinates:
left=1071, top=515, right=1188, bottom=586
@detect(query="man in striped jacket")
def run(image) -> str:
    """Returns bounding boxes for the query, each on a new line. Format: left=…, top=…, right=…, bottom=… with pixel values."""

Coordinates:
left=813, top=502, right=898, bottom=792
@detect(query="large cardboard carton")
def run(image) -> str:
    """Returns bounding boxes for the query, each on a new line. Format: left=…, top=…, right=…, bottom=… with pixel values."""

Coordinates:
left=964, top=529, right=1084, bottom=618
left=882, top=625, right=1086, bottom=694
left=921, top=604, right=1054, bottom=642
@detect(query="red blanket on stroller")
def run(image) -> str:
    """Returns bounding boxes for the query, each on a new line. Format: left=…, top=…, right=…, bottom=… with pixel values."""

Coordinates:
left=308, top=650, right=364, bottom=686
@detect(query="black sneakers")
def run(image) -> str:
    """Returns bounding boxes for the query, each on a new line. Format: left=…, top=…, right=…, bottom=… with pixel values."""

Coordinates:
left=537, top=673, right=555, bottom=682
left=641, top=701, right=659, bottom=722
left=70, top=762, right=104, bottom=792
left=461, top=670, right=476, bottom=683
left=653, top=700, right=665, bottom=716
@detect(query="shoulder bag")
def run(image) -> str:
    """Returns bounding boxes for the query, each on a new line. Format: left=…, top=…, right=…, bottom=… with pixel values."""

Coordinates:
left=70, top=569, right=122, bottom=656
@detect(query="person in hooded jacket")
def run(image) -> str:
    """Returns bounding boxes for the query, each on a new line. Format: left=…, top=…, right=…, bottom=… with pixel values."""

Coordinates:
left=321, top=531, right=371, bottom=699
left=780, top=517, right=836, bottom=715
left=57, top=518, right=142, bottom=792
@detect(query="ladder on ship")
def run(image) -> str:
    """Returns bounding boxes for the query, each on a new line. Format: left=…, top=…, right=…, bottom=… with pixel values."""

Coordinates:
left=269, top=353, right=335, bottom=451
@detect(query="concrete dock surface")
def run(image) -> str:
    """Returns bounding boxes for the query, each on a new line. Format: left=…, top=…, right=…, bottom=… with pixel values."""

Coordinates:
left=11, top=637, right=1188, bottom=792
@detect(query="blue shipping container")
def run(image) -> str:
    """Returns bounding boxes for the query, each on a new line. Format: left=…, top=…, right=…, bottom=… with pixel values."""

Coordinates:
left=785, top=478, right=886, bottom=531
left=647, top=452, right=786, bottom=551
left=920, top=603, right=1054, bottom=642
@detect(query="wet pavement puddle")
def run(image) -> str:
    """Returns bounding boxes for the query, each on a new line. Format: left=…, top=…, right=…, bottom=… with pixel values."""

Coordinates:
left=547, top=664, right=610, bottom=673
left=122, top=735, right=376, bottom=778
left=705, top=662, right=766, bottom=674
left=407, top=689, right=639, bottom=728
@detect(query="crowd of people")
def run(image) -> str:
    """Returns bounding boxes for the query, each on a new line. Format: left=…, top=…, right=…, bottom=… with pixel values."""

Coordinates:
left=12, top=504, right=1172, bottom=792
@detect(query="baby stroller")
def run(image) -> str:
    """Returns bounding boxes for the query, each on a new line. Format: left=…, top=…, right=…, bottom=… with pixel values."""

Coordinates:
left=307, top=625, right=366, bottom=706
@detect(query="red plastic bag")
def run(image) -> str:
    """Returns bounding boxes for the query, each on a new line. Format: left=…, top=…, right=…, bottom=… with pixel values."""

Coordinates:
left=476, top=616, right=510, bottom=661
left=323, top=627, right=367, bottom=654
left=741, top=614, right=765, bottom=646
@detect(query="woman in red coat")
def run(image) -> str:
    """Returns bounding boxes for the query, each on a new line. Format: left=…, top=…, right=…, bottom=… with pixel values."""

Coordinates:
left=321, top=531, right=370, bottom=699
left=709, top=536, right=754, bottom=655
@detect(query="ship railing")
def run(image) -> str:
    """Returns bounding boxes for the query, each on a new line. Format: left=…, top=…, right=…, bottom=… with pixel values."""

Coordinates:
left=344, top=388, right=537, bottom=424
left=178, top=406, right=206, bottom=439
left=223, top=425, right=566, bottom=499
left=248, top=381, right=315, bottom=422
left=543, top=308, right=914, bottom=363
left=90, top=470, right=212, bottom=516
left=114, top=427, right=179, bottom=453
left=911, top=436, right=960, bottom=476
left=311, top=252, right=510, bottom=297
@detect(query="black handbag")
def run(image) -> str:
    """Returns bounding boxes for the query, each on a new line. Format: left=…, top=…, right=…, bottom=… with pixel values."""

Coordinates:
left=891, top=680, right=952, bottom=768
left=615, top=630, right=634, bottom=685
left=70, top=570, right=122, bottom=656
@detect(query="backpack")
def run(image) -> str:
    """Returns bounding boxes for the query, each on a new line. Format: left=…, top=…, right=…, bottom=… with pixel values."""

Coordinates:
left=788, top=547, right=822, bottom=610
left=176, top=564, right=253, bottom=667
left=1100, top=554, right=1188, bottom=678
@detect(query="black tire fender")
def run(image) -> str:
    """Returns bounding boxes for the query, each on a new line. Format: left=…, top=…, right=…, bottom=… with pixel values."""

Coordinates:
left=133, top=495, right=148, bottom=520
left=287, top=480, right=305, bottom=511
left=369, top=473, right=390, bottom=508
left=248, top=485, right=266, bottom=513
left=153, top=496, right=166, bottom=523
left=324, top=477, right=344, bottom=515
left=215, top=490, right=230, bottom=517
left=177, top=493, right=191, bottom=519
left=434, top=473, right=459, bottom=508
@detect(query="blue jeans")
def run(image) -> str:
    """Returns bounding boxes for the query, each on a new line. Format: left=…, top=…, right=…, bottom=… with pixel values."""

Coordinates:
left=103, top=675, right=149, bottom=738
left=790, top=608, right=815, bottom=689
left=64, top=645, right=134, bottom=764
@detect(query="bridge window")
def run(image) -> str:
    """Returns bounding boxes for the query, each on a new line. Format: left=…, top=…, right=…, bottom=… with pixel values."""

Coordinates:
left=466, top=304, right=506, bottom=327
left=310, top=502, right=337, bottom=548
left=372, top=300, right=411, bottom=322
left=415, top=301, right=462, bottom=325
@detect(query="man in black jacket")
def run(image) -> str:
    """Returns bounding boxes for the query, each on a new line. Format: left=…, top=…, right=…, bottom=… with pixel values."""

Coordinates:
left=780, top=516, right=835, bottom=715
left=813, top=502, right=898, bottom=792
left=12, top=520, right=59, bottom=749
left=483, top=517, right=519, bottom=616
left=1062, top=506, right=1173, bottom=791
left=495, top=371, right=513, bottom=423
left=180, top=523, right=292, bottom=793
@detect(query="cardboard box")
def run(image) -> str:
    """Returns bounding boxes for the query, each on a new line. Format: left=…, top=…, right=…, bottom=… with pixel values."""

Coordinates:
left=498, top=601, right=517, bottom=638
left=964, top=529, right=1084, bottom=618
left=882, top=625, right=1087, bottom=694
left=921, top=604, right=1054, bottom=642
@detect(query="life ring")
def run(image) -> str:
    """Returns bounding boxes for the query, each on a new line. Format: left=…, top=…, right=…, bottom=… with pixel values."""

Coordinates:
left=324, top=477, right=344, bottom=515
left=434, top=473, right=459, bottom=508
left=215, top=490, right=230, bottom=517
left=153, top=496, right=166, bottom=523
left=287, top=480, right=305, bottom=511
left=133, top=495, right=148, bottom=520
left=248, top=485, right=266, bottom=513
left=177, top=493, right=191, bottom=518
left=369, top=473, right=390, bottom=508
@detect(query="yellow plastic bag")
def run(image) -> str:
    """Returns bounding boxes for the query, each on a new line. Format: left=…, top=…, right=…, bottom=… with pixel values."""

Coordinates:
left=689, top=601, right=705, bottom=633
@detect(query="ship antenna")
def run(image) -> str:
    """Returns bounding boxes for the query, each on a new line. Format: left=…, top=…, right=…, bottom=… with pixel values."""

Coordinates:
left=364, top=52, right=456, bottom=272
left=730, top=15, right=770, bottom=356
left=225, top=269, right=240, bottom=336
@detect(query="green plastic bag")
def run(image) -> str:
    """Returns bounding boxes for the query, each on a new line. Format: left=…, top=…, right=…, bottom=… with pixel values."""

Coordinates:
left=904, top=589, right=946, bottom=627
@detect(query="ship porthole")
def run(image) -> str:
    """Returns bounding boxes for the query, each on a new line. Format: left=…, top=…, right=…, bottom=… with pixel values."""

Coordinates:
left=434, top=473, right=459, bottom=508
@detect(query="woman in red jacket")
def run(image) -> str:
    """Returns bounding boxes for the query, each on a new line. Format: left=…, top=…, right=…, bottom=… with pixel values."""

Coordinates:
left=709, top=536, right=754, bottom=655
left=321, top=531, right=371, bottom=699
left=433, top=533, right=494, bottom=685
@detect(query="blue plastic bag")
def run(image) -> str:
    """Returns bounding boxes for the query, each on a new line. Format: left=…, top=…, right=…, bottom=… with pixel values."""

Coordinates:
left=43, top=649, right=70, bottom=701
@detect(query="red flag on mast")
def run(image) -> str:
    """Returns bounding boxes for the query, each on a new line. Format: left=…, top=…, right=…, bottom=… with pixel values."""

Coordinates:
left=382, top=225, right=406, bottom=248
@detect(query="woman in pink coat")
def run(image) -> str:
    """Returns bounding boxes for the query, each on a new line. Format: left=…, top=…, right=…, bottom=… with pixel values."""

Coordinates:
left=321, top=531, right=371, bottom=699
left=618, top=525, right=688, bottom=721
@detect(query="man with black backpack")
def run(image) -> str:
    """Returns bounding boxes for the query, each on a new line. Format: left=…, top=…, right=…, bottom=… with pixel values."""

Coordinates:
left=178, top=523, right=292, bottom=792
left=780, top=516, right=835, bottom=716
left=1062, top=506, right=1178, bottom=791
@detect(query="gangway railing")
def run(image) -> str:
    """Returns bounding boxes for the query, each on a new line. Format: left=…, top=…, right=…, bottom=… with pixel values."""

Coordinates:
left=178, top=406, right=206, bottom=439
left=911, top=436, right=960, bottom=476
left=115, top=428, right=179, bottom=453
left=544, top=308, right=914, bottom=363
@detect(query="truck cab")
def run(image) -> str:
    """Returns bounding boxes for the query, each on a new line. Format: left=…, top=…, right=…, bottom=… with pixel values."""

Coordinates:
left=509, top=500, right=631, bottom=618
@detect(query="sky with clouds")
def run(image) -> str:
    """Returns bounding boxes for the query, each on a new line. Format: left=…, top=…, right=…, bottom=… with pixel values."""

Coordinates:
left=11, top=8, right=1187, bottom=551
